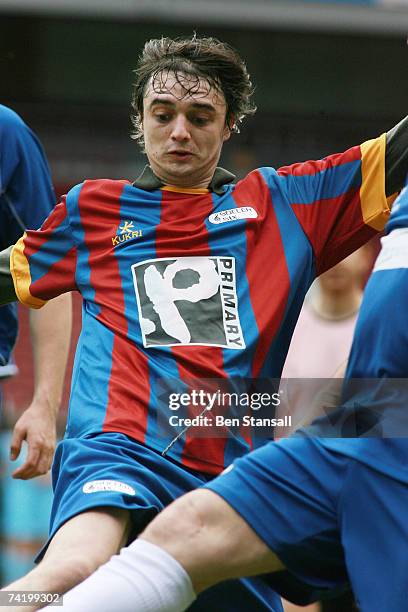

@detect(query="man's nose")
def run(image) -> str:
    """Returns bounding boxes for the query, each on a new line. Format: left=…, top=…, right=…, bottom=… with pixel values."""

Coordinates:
left=170, top=115, right=190, bottom=141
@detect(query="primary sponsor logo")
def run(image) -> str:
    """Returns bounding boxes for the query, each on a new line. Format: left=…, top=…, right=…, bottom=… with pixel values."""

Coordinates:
left=208, top=206, right=258, bottom=225
left=112, top=220, right=143, bottom=246
left=132, top=256, right=245, bottom=349
left=83, top=480, right=136, bottom=495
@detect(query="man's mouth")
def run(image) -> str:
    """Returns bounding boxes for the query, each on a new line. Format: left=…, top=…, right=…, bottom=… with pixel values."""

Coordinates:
left=168, top=151, right=194, bottom=159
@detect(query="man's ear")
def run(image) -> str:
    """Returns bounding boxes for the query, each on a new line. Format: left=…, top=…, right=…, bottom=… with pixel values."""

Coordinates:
left=223, top=120, right=234, bottom=142
left=223, top=115, right=235, bottom=141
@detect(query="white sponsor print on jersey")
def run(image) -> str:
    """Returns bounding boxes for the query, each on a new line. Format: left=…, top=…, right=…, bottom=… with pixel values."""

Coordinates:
left=208, top=206, right=258, bottom=225
left=132, top=256, right=245, bottom=350
left=83, top=480, right=136, bottom=495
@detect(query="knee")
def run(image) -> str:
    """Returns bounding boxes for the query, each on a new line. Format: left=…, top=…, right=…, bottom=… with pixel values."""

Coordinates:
left=141, top=490, right=234, bottom=593
left=142, top=489, right=215, bottom=554
left=39, top=551, right=101, bottom=586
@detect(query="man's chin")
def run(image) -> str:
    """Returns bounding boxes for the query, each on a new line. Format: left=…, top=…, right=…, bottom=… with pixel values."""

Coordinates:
left=150, top=157, right=213, bottom=188
left=161, top=163, right=200, bottom=184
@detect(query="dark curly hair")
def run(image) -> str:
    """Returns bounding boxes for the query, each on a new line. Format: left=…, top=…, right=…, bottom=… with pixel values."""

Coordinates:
left=131, top=35, right=256, bottom=145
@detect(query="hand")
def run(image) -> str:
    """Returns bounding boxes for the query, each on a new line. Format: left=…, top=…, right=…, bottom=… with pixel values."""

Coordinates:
left=9, top=400, right=57, bottom=479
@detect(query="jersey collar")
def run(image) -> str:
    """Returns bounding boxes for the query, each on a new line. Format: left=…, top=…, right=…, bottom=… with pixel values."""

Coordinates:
left=133, top=165, right=236, bottom=195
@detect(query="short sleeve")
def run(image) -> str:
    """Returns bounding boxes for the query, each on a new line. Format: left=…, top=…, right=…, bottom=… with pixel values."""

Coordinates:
left=277, top=134, right=397, bottom=275
left=10, top=195, right=77, bottom=308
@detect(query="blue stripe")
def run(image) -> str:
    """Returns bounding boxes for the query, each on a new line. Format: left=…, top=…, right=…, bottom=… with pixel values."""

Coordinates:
left=115, top=184, right=163, bottom=347
left=64, top=183, right=101, bottom=314
left=66, top=308, right=114, bottom=437
left=258, top=168, right=315, bottom=379
left=28, top=221, right=74, bottom=286
left=276, top=158, right=361, bottom=205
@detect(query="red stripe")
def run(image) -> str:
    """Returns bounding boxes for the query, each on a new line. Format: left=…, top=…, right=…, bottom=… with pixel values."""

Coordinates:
left=155, top=190, right=229, bottom=473
left=41, top=197, right=68, bottom=231
left=235, top=171, right=290, bottom=377
left=277, top=145, right=360, bottom=177
left=292, top=190, right=377, bottom=275
left=77, top=180, right=151, bottom=441
left=30, top=246, right=77, bottom=299
left=102, top=333, right=153, bottom=441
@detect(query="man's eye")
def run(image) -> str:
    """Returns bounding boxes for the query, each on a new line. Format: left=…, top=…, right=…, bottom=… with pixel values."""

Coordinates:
left=155, top=114, right=170, bottom=123
left=192, top=117, right=209, bottom=126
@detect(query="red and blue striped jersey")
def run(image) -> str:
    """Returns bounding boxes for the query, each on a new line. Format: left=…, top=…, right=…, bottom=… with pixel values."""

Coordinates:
left=10, top=134, right=395, bottom=474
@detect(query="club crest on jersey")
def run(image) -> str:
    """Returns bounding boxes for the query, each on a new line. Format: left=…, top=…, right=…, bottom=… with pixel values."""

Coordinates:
left=112, top=220, right=143, bottom=246
left=132, top=256, right=245, bottom=349
left=208, top=206, right=258, bottom=225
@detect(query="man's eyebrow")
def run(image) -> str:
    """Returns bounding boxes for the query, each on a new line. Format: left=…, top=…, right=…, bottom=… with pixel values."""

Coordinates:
left=148, top=98, right=176, bottom=110
left=148, top=98, right=216, bottom=113
left=189, top=102, right=217, bottom=113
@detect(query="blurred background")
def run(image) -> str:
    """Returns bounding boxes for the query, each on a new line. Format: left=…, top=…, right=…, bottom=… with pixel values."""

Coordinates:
left=0, top=0, right=407, bottom=607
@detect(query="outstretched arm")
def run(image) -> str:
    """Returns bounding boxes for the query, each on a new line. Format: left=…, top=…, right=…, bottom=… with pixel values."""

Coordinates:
left=275, top=115, right=408, bottom=277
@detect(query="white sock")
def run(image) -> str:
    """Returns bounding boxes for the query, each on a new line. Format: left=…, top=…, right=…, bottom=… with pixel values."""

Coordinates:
left=41, top=539, right=196, bottom=612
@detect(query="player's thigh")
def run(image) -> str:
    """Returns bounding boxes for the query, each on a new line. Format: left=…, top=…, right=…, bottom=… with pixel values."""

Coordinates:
left=43, top=506, right=131, bottom=571
left=143, top=488, right=284, bottom=593
left=195, top=438, right=349, bottom=604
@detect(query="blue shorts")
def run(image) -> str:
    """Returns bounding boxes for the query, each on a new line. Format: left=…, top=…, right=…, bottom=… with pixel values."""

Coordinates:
left=205, top=436, right=408, bottom=612
left=40, top=432, right=283, bottom=612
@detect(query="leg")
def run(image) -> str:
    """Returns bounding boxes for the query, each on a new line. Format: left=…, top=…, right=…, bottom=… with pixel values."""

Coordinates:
left=52, top=438, right=348, bottom=612
left=142, top=488, right=284, bottom=593
left=41, top=489, right=284, bottom=612
left=2, top=506, right=130, bottom=612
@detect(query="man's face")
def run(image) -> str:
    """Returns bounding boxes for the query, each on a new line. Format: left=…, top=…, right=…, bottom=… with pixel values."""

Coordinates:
left=142, top=71, right=231, bottom=188
left=320, top=247, right=371, bottom=294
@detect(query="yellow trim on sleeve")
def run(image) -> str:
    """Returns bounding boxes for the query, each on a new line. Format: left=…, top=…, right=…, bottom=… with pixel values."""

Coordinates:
left=387, top=191, right=399, bottom=211
left=360, top=134, right=393, bottom=231
left=10, top=234, right=47, bottom=309
left=161, top=185, right=209, bottom=195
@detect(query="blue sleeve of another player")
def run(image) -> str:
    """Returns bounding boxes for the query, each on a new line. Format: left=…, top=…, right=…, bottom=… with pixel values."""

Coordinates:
left=0, top=105, right=56, bottom=244
left=345, top=177, right=408, bottom=379
left=0, top=106, right=56, bottom=364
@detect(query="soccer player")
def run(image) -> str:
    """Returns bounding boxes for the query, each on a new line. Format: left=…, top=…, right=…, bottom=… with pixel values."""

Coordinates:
left=49, top=178, right=408, bottom=612
left=0, top=36, right=407, bottom=611
left=0, top=105, right=72, bottom=479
